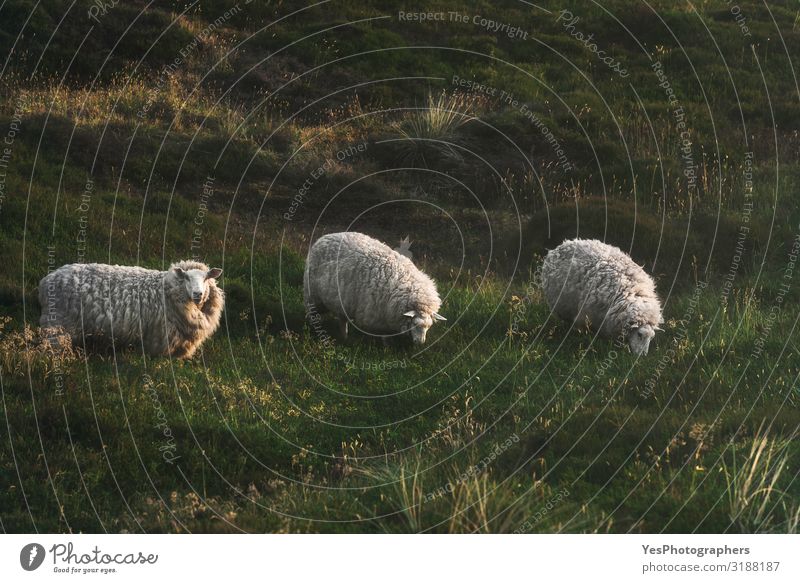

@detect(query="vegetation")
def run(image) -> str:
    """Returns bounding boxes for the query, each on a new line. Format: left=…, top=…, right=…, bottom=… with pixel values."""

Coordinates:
left=0, top=0, right=798, bottom=533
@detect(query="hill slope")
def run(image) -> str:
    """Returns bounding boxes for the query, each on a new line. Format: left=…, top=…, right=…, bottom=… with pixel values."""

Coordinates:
left=0, top=0, right=798, bottom=533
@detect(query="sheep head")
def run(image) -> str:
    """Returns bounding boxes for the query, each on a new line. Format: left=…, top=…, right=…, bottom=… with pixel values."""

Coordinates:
left=173, top=266, right=223, bottom=306
left=628, top=323, right=658, bottom=355
left=402, top=309, right=446, bottom=344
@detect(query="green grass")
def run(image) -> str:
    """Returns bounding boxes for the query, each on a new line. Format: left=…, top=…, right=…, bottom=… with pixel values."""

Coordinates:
left=1, top=0, right=799, bottom=532
left=2, top=264, right=798, bottom=532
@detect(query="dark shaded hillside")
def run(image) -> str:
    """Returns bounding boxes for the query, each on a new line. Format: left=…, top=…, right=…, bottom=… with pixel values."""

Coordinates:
left=0, top=1, right=798, bottom=534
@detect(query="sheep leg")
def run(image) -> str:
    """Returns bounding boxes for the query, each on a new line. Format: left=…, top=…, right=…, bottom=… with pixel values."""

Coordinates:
left=338, top=318, right=348, bottom=339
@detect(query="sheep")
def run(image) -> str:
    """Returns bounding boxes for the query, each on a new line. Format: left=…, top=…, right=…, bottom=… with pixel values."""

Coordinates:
left=303, top=232, right=445, bottom=345
left=38, top=260, right=224, bottom=358
left=540, top=239, right=663, bottom=355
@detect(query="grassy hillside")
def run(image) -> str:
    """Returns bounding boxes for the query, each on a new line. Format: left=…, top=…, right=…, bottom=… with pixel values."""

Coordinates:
left=0, top=0, right=798, bottom=532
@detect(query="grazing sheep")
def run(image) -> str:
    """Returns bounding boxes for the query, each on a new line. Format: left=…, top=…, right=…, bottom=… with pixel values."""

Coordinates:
left=540, top=239, right=663, bottom=355
left=39, top=260, right=224, bottom=358
left=304, top=232, right=445, bottom=344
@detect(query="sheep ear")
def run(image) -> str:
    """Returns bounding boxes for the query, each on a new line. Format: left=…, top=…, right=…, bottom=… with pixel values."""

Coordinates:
left=403, top=310, right=416, bottom=318
left=206, top=268, right=223, bottom=280
left=174, top=267, right=186, bottom=278
left=654, top=326, right=663, bottom=331
left=433, top=313, right=447, bottom=321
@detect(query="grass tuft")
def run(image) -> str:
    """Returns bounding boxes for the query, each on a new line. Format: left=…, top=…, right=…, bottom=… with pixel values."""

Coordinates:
left=723, top=424, right=799, bottom=533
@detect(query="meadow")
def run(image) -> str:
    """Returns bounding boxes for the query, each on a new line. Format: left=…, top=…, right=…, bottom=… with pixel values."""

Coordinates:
left=0, top=0, right=798, bottom=533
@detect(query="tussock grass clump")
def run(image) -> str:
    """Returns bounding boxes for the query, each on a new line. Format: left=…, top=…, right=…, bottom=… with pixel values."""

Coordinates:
left=358, top=454, right=604, bottom=534
left=723, top=425, right=799, bottom=533
left=0, top=317, right=78, bottom=379
left=391, top=91, right=481, bottom=166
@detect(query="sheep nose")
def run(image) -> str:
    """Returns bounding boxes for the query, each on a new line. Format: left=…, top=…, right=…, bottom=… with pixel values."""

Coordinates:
left=192, top=293, right=202, bottom=303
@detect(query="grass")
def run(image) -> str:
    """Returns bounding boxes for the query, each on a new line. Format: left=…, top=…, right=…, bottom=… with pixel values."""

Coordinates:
left=390, top=90, right=483, bottom=165
left=723, top=424, right=799, bottom=533
left=0, top=0, right=799, bottom=533
left=2, top=252, right=798, bottom=532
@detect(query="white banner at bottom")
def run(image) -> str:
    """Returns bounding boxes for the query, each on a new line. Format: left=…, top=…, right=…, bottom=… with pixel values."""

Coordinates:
left=1, top=534, right=797, bottom=582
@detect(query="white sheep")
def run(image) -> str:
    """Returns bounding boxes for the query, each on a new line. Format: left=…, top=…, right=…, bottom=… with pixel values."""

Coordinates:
left=39, top=260, right=224, bottom=358
left=303, top=232, right=445, bottom=344
left=540, top=239, right=663, bottom=355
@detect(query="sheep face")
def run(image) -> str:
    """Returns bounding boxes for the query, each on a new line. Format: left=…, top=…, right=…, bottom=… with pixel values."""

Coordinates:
left=402, top=310, right=446, bottom=344
left=174, top=267, right=223, bottom=306
left=628, top=324, right=656, bottom=355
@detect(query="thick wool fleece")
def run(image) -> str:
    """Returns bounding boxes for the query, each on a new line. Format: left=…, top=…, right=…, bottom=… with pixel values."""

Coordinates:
left=303, top=232, right=441, bottom=335
left=540, top=239, right=663, bottom=338
left=38, top=260, right=224, bottom=358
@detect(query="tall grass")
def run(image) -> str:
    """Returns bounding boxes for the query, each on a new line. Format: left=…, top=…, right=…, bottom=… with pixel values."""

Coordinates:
left=391, top=91, right=481, bottom=165
left=723, top=424, right=799, bottom=533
